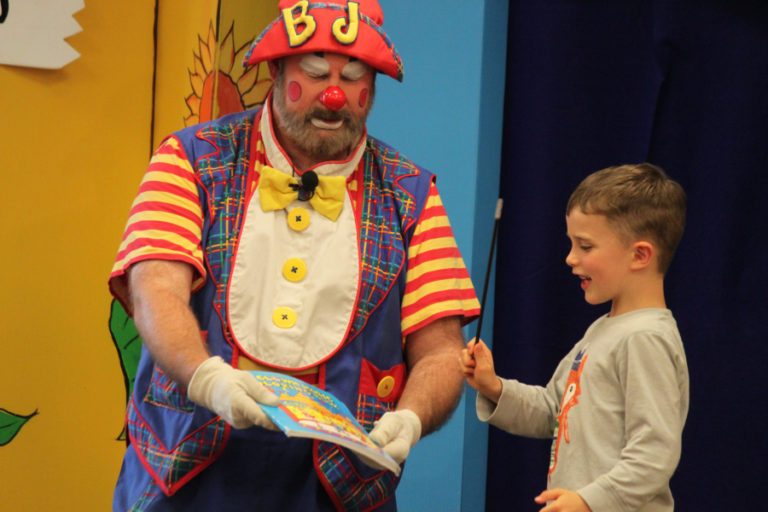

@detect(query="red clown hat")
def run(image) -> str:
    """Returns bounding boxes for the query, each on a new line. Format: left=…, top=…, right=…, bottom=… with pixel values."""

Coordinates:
left=244, top=0, right=404, bottom=81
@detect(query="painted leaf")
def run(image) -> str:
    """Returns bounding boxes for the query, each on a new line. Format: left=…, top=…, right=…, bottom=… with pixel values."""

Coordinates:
left=0, top=408, right=37, bottom=446
left=109, top=299, right=143, bottom=440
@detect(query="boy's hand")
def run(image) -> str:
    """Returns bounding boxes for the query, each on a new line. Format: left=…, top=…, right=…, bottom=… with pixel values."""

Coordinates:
left=459, top=338, right=502, bottom=402
left=534, top=489, right=591, bottom=512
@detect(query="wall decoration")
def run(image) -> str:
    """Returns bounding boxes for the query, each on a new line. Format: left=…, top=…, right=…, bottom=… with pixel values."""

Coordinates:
left=184, top=20, right=272, bottom=126
left=0, top=408, right=37, bottom=446
left=108, top=300, right=142, bottom=441
left=0, top=0, right=84, bottom=69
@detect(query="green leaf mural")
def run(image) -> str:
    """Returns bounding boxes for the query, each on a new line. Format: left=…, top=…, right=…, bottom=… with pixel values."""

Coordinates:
left=0, top=408, right=37, bottom=446
left=109, top=298, right=143, bottom=440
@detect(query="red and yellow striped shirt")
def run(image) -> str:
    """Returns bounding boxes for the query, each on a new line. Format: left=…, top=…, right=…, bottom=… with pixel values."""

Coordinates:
left=401, top=184, right=479, bottom=335
left=110, top=136, right=479, bottom=334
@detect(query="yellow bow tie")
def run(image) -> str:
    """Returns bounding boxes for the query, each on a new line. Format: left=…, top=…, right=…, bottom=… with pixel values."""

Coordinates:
left=258, top=165, right=347, bottom=221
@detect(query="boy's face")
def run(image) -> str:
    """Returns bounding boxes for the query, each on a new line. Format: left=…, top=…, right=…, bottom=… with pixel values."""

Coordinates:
left=565, top=209, right=635, bottom=314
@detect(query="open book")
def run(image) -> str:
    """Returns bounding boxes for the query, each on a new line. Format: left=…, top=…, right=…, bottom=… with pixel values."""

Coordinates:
left=250, top=371, right=402, bottom=475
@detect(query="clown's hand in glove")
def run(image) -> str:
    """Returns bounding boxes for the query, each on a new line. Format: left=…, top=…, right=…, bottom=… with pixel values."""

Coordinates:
left=187, top=356, right=280, bottom=429
left=365, top=409, right=422, bottom=469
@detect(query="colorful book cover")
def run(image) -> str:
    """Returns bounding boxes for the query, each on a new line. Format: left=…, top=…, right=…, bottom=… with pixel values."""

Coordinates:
left=250, top=371, right=402, bottom=475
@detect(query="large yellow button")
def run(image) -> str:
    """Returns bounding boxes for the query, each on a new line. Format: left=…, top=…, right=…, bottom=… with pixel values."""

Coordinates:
left=287, top=207, right=310, bottom=231
left=377, top=376, right=396, bottom=399
left=272, top=307, right=297, bottom=328
left=282, top=258, right=307, bottom=282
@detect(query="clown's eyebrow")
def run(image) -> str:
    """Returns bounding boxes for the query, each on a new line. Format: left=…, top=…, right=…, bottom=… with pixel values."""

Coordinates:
left=341, top=59, right=369, bottom=80
left=299, top=54, right=330, bottom=76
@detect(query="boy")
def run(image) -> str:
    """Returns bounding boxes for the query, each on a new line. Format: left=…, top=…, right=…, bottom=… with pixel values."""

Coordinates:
left=461, top=163, right=689, bottom=511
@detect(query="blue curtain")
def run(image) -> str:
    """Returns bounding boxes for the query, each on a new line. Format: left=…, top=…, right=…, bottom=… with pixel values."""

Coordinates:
left=488, top=1, right=767, bottom=510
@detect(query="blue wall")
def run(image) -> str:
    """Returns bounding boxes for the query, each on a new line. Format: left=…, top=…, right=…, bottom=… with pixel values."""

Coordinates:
left=366, top=1, right=508, bottom=510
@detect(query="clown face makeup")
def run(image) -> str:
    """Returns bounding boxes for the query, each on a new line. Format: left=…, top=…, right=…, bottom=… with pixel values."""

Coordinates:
left=271, top=52, right=375, bottom=165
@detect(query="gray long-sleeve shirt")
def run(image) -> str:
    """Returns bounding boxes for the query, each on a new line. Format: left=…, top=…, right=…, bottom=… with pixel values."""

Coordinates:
left=477, top=309, right=689, bottom=512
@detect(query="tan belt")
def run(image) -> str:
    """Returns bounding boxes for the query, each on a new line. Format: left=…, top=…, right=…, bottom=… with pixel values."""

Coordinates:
left=237, top=355, right=319, bottom=376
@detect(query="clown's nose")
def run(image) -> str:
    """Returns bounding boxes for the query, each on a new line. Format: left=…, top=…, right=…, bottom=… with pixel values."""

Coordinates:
left=319, top=86, right=346, bottom=110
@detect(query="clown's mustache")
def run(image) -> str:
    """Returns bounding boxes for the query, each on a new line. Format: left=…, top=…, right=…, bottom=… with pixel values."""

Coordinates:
left=305, top=107, right=352, bottom=124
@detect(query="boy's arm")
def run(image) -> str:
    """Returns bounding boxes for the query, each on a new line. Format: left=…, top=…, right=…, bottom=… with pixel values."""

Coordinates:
left=465, top=343, right=571, bottom=438
left=577, top=331, right=687, bottom=511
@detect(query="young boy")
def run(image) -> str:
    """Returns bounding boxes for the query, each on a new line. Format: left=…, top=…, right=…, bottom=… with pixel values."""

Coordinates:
left=461, top=163, right=689, bottom=512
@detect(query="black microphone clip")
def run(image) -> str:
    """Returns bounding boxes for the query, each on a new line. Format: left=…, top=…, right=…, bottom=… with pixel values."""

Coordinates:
left=291, top=170, right=319, bottom=200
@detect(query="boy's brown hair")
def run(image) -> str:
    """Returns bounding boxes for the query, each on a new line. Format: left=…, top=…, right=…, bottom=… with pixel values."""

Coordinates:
left=566, top=163, right=687, bottom=274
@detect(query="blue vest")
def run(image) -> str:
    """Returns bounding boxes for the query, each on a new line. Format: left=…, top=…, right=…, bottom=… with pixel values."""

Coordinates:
left=121, top=109, right=434, bottom=511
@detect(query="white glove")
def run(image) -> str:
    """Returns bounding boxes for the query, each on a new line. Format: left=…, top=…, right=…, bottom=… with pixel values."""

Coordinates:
left=368, top=409, right=422, bottom=465
left=187, top=356, right=280, bottom=430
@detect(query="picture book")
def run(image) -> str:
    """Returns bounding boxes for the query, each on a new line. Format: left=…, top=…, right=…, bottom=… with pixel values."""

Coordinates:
left=249, top=371, right=402, bottom=475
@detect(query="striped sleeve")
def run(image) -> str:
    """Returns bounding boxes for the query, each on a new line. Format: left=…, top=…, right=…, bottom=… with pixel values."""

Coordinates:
left=108, top=136, right=205, bottom=309
left=400, top=182, right=481, bottom=336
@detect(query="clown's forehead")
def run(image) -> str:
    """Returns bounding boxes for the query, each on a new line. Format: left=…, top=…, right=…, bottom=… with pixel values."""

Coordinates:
left=298, top=53, right=370, bottom=80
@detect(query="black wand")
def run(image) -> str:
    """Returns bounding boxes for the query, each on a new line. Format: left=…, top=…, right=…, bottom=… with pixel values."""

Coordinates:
left=474, top=198, right=503, bottom=344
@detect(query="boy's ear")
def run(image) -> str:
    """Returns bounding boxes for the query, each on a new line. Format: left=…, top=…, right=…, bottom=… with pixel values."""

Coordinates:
left=630, top=241, right=654, bottom=270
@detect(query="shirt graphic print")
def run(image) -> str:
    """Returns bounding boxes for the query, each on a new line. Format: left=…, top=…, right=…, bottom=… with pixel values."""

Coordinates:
left=549, top=350, right=588, bottom=481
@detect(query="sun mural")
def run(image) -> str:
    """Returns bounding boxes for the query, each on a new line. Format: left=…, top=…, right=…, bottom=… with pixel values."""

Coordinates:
left=184, top=21, right=273, bottom=126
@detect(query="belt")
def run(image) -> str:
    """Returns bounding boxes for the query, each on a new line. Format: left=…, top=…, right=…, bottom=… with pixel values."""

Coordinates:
left=237, top=355, right=319, bottom=383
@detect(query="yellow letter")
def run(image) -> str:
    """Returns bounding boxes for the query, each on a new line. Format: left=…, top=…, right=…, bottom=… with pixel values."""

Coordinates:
left=282, top=0, right=317, bottom=47
left=331, top=1, right=359, bottom=45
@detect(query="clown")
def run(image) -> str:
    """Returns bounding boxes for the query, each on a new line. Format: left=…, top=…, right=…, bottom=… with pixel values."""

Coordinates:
left=109, top=1, right=480, bottom=510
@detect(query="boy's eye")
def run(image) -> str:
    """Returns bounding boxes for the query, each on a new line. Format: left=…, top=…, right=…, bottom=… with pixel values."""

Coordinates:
left=579, top=245, right=592, bottom=251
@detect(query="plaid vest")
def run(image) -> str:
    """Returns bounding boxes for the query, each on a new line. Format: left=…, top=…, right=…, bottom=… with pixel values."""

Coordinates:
left=125, top=108, right=433, bottom=511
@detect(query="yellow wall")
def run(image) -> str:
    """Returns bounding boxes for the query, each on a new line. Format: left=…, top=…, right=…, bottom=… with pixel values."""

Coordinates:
left=0, top=1, right=273, bottom=509
left=0, top=3, right=155, bottom=509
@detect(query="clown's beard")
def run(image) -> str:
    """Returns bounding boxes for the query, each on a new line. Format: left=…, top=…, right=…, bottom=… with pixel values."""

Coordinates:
left=272, top=74, right=373, bottom=162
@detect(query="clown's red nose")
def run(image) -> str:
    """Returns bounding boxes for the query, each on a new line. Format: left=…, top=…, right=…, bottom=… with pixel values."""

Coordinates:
left=319, top=86, right=346, bottom=110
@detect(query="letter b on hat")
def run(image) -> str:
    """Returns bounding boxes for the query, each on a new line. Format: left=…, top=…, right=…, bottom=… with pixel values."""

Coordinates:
left=283, top=0, right=318, bottom=47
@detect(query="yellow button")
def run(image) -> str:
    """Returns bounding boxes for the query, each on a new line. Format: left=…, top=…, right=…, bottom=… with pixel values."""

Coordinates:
left=283, top=258, right=307, bottom=282
left=287, top=207, right=310, bottom=231
left=377, top=376, right=396, bottom=399
left=272, top=307, right=297, bottom=329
